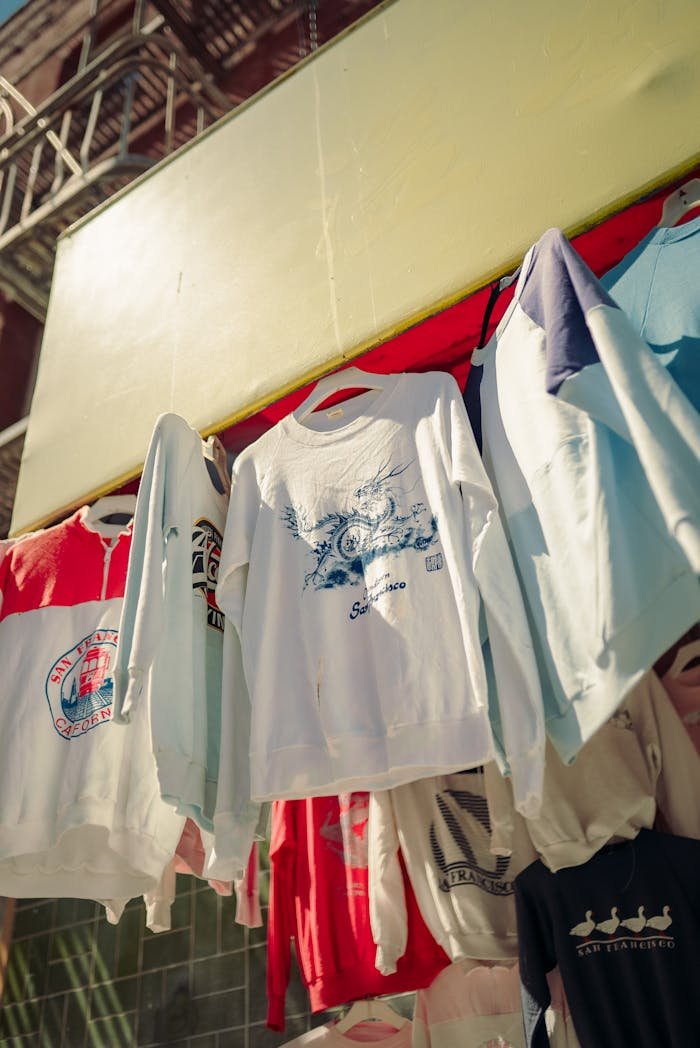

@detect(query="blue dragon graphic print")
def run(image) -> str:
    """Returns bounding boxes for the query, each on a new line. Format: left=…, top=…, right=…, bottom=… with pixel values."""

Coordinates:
left=281, top=460, right=439, bottom=590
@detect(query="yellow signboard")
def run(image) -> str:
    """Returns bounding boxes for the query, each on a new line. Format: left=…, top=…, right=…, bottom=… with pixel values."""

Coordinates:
left=12, top=0, right=700, bottom=533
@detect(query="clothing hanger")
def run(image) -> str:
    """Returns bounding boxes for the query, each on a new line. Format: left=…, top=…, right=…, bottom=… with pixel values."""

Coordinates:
left=295, top=367, right=388, bottom=423
left=657, top=177, right=700, bottom=228
left=334, top=997, right=409, bottom=1034
left=203, top=434, right=231, bottom=496
left=667, top=637, right=700, bottom=678
left=85, top=494, right=137, bottom=527
left=475, top=266, right=521, bottom=350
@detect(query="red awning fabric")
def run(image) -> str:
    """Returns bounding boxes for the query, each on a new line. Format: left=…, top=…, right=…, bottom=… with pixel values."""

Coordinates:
left=216, top=164, right=700, bottom=456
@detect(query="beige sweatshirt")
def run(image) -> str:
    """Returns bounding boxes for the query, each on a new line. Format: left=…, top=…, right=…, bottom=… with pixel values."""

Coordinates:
left=369, top=770, right=537, bottom=971
left=485, top=670, right=700, bottom=872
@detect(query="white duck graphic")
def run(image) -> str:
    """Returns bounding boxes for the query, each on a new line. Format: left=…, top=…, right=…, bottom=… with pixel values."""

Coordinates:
left=595, top=907, right=620, bottom=935
left=569, top=911, right=595, bottom=937
left=645, top=906, right=672, bottom=932
left=620, top=906, right=646, bottom=933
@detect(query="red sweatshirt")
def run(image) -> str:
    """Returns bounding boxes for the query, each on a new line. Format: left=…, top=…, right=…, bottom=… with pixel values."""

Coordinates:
left=267, top=793, right=449, bottom=1030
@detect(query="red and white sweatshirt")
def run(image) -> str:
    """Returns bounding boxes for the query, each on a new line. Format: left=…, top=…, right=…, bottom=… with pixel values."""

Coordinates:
left=267, top=793, right=450, bottom=1030
left=0, top=503, right=184, bottom=899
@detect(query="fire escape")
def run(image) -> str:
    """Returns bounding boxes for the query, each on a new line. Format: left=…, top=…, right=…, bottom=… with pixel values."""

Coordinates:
left=0, top=0, right=381, bottom=537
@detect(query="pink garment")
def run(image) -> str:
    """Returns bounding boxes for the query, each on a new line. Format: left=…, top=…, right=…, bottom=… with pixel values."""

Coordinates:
left=414, top=960, right=521, bottom=1025
left=0, top=532, right=39, bottom=570
left=174, top=818, right=232, bottom=896
left=281, top=1021, right=412, bottom=1048
left=234, top=841, right=262, bottom=928
left=338, top=1022, right=409, bottom=1044
left=661, top=640, right=700, bottom=754
left=413, top=960, right=579, bottom=1048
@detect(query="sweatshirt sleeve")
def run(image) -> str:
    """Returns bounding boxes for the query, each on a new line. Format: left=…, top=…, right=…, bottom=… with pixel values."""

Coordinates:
left=483, top=760, right=518, bottom=857
left=368, top=790, right=408, bottom=976
left=216, top=452, right=261, bottom=635
left=266, top=801, right=296, bottom=1031
left=648, top=672, right=700, bottom=840
left=445, top=380, right=545, bottom=817
left=515, top=869, right=556, bottom=1048
left=144, top=860, right=177, bottom=933
left=113, top=414, right=189, bottom=722
left=207, top=618, right=260, bottom=879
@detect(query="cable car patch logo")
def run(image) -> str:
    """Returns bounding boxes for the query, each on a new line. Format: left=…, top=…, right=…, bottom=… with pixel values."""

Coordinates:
left=45, top=629, right=117, bottom=739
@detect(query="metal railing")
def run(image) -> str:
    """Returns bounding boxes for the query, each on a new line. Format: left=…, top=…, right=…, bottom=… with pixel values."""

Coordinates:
left=0, top=6, right=230, bottom=318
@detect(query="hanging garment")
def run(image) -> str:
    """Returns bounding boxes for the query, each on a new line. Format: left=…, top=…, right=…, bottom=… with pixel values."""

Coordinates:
left=217, top=371, right=544, bottom=815
left=281, top=1020, right=413, bottom=1048
left=484, top=670, right=700, bottom=872
left=515, top=828, right=700, bottom=1047
left=112, top=413, right=258, bottom=873
left=100, top=864, right=179, bottom=934
left=267, top=792, right=449, bottom=1030
left=0, top=504, right=185, bottom=898
left=0, top=530, right=39, bottom=569
left=660, top=639, right=700, bottom=754
left=369, top=770, right=536, bottom=971
left=233, top=840, right=262, bottom=928
left=550, top=232, right=700, bottom=574
left=466, top=229, right=700, bottom=764
left=100, top=828, right=261, bottom=935
left=172, top=817, right=233, bottom=896
left=600, top=213, right=700, bottom=413
left=413, top=960, right=579, bottom=1048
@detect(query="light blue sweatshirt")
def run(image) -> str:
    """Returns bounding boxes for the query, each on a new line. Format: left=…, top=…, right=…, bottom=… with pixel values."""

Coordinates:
left=468, top=229, right=700, bottom=763
left=601, top=214, right=700, bottom=414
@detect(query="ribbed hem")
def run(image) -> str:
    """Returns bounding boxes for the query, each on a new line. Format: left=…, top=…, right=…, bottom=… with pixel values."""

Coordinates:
left=205, top=805, right=261, bottom=880
left=307, top=957, right=445, bottom=1013
left=0, top=797, right=183, bottom=899
left=251, top=712, right=496, bottom=800
left=538, top=824, right=647, bottom=873
left=442, top=930, right=520, bottom=962
left=0, top=865, right=158, bottom=900
left=155, top=749, right=207, bottom=827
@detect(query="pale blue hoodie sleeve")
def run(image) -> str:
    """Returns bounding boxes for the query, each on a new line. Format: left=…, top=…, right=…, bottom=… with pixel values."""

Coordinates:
left=445, top=380, right=545, bottom=817
left=113, top=413, right=189, bottom=722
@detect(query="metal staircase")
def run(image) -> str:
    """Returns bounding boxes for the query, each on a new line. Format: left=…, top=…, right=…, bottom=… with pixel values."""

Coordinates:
left=0, top=0, right=381, bottom=537
left=0, top=2, right=230, bottom=321
left=0, top=0, right=380, bottom=321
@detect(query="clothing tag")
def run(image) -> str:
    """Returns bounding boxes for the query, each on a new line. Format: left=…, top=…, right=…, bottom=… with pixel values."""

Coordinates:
left=326, top=407, right=344, bottom=419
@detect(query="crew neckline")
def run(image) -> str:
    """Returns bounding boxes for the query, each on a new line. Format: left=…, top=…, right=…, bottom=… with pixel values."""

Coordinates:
left=282, top=374, right=404, bottom=445
left=641, top=213, right=700, bottom=247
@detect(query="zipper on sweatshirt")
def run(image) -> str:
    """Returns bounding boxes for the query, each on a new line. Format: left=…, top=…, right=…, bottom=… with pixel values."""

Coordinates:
left=100, top=543, right=115, bottom=600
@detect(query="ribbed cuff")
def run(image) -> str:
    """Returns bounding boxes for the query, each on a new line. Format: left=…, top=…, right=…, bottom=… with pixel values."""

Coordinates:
left=111, top=667, right=144, bottom=724
left=508, top=746, right=545, bottom=819
left=374, top=944, right=400, bottom=976
left=266, top=993, right=286, bottom=1031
